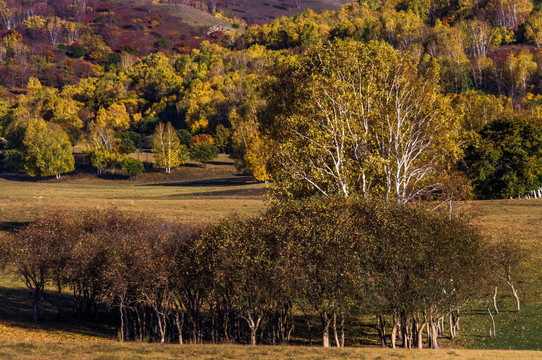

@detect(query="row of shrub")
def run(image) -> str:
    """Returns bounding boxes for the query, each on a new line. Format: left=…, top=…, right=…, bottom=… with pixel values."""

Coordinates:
left=0, top=198, right=519, bottom=348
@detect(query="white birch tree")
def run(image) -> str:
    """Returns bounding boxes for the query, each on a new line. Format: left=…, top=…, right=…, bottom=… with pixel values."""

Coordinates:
left=152, top=122, right=186, bottom=174
left=268, top=39, right=460, bottom=202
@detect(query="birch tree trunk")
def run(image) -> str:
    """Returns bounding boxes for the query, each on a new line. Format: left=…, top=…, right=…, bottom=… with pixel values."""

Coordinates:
left=321, top=312, right=332, bottom=348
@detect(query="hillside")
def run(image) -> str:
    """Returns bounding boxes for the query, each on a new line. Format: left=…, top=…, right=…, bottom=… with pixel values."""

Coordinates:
left=216, top=0, right=351, bottom=24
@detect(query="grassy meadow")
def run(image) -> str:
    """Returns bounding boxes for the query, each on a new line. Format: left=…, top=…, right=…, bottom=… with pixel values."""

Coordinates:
left=1, top=156, right=542, bottom=358
left=0, top=154, right=265, bottom=231
left=454, top=200, right=542, bottom=350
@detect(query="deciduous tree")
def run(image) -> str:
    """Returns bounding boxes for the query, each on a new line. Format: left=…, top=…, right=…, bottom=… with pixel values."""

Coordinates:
left=266, top=39, right=460, bottom=202
left=152, top=122, right=186, bottom=174
left=23, top=118, right=75, bottom=179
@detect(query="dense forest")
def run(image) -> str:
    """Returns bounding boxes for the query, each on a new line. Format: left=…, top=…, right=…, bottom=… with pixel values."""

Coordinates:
left=1, top=0, right=542, bottom=198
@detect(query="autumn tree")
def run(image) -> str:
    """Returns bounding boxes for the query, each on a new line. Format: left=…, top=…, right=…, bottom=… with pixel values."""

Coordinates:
left=266, top=39, right=460, bottom=202
left=503, top=49, right=537, bottom=101
left=188, top=134, right=218, bottom=167
left=83, top=121, right=118, bottom=175
left=201, top=215, right=279, bottom=346
left=524, top=11, right=542, bottom=47
left=462, top=19, right=494, bottom=59
left=95, top=103, right=131, bottom=131
left=2, top=211, right=79, bottom=322
left=23, top=118, right=75, bottom=179
left=152, top=122, right=186, bottom=174
left=214, top=124, right=231, bottom=153
left=485, top=0, right=532, bottom=29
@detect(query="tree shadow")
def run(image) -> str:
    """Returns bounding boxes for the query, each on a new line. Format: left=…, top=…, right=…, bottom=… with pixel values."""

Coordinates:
left=173, top=187, right=267, bottom=197
left=143, top=175, right=258, bottom=187
left=0, top=286, right=115, bottom=339
left=206, top=160, right=234, bottom=166
left=0, top=221, right=30, bottom=232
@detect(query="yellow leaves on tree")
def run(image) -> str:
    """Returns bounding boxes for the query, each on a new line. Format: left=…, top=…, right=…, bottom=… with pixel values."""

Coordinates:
left=525, top=12, right=542, bottom=47
left=230, top=108, right=269, bottom=182
left=95, top=103, right=130, bottom=131
left=189, top=133, right=214, bottom=146
left=152, top=122, right=186, bottom=174
left=267, top=39, right=460, bottom=201
left=23, top=118, right=74, bottom=179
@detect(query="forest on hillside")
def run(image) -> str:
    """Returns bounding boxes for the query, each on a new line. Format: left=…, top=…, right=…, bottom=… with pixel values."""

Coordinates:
left=2, top=0, right=542, bottom=199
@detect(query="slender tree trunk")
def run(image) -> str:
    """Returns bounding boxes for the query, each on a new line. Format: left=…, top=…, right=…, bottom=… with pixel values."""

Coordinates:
left=449, top=312, right=455, bottom=339
left=175, top=311, right=184, bottom=344
left=400, top=311, right=410, bottom=348
left=120, top=302, right=125, bottom=342
left=377, top=314, right=387, bottom=347
left=493, top=285, right=499, bottom=314
left=32, top=288, right=38, bottom=323
left=155, top=309, right=166, bottom=343
left=245, top=311, right=262, bottom=346
left=453, top=312, right=460, bottom=335
left=56, top=275, right=63, bottom=318
left=321, top=312, right=331, bottom=348
left=391, top=314, right=400, bottom=349
left=333, top=313, right=340, bottom=347
left=307, top=317, right=312, bottom=346
left=418, top=322, right=426, bottom=349
left=488, top=306, right=496, bottom=337
left=428, top=319, right=438, bottom=349
left=340, top=312, right=345, bottom=348
left=135, top=307, right=143, bottom=342
left=506, top=274, right=520, bottom=312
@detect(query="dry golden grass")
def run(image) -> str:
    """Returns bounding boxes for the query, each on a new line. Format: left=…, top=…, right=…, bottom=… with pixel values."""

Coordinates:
left=0, top=342, right=540, bottom=360
left=0, top=155, right=266, bottom=231
left=152, top=2, right=233, bottom=29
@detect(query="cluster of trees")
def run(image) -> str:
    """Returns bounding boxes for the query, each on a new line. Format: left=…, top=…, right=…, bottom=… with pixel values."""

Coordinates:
left=0, top=198, right=522, bottom=348
left=0, top=74, right=224, bottom=178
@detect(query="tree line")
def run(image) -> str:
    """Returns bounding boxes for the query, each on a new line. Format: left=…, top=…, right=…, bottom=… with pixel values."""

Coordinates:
left=0, top=199, right=523, bottom=348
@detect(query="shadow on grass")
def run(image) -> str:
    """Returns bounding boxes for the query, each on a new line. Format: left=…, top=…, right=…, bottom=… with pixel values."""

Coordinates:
left=173, top=187, right=267, bottom=198
left=207, top=160, right=234, bottom=166
left=143, top=175, right=258, bottom=187
left=0, top=221, right=30, bottom=232
left=0, top=285, right=115, bottom=339
left=0, top=172, right=38, bottom=182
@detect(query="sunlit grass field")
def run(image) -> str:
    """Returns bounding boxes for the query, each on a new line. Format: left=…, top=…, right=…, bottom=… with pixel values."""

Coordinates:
left=1, top=343, right=542, bottom=360
left=1, top=156, right=542, bottom=357
left=454, top=200, right=542, bottom=350
left=0, top=154, right=265, bottom=230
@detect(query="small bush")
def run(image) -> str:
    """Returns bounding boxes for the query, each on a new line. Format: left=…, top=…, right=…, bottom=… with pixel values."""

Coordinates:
left=189, top=143, right=219, bottom=166
left=121, top=44, right=139, bottom=55
left=117, top=133, right=138, bottom=154
left=156, top=36, right=170, bottom=49
left=68, top=45, right=85, bottom=58
left=121, top=157, right=144, bottom=179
